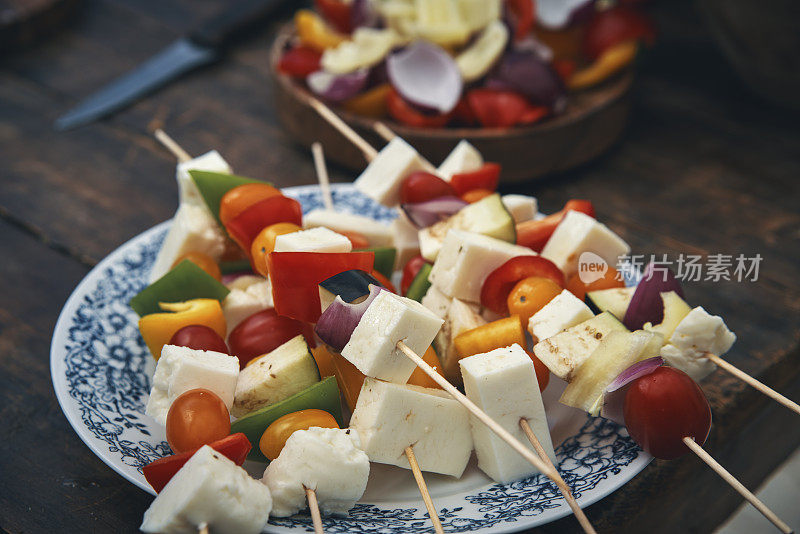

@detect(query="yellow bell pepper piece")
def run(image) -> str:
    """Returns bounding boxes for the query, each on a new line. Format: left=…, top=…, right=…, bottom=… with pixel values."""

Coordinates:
left=295, top=10, right=347, bottom=52
left=568, top=40, right=638, bottom=90
left=138, top=299, right=226, bottom=360
left=407, top=345, right=444, bottom=390
left=454, top=315, right=526, bottom=361
left=342, top=84, right=391, bottom=118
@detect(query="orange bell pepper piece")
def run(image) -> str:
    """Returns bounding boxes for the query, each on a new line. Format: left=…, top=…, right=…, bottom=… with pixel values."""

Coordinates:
left=330, top=350, right=366, bottom=412
left=406, top=345, right=444, bottom=390
left=139, top=299, right=226, bottom=359
left=342, top=84, right=391, bottom=118
left=295, top=10, right=347, bottom=52
left=568, top=40, right=638, bottom=90
left=454, top=315, right=526, bottom=361
left=310, top=345, right=337, bottom=379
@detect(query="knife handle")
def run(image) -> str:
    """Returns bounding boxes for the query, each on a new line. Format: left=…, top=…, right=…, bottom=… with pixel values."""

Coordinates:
left=189, top=0, right=289, bottom=49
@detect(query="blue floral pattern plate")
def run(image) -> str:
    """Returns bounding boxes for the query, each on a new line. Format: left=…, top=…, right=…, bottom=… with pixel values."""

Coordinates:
left=51, top=184, right=650, bottom=533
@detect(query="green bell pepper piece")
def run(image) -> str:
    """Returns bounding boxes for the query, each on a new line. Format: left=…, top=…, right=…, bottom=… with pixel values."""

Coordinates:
left=356, top=247, right=397, bottom=279
left=189, top=170, right=268, bottom=225
left=405, top=263, right=432, bottom=302
left=130, top=260, right=230, bottom=316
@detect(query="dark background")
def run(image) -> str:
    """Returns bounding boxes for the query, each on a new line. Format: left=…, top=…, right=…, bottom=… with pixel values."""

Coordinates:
left=1, top=0, right=799, bottom=532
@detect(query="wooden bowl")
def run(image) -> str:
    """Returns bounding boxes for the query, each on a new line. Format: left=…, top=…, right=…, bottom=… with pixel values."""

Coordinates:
left=270, top=26, right=633, bottom=183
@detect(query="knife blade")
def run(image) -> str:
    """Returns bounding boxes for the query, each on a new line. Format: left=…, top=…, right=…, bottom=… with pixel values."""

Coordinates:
left=55, top=0, right=290, bottom=131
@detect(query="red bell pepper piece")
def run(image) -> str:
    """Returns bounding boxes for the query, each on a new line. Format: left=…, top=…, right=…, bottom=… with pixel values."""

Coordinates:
left=450, top=163, right=501, bottom=196
left=278, top=46, right=322, bottom=78
left=268, top=251, right=375, bottom=323
left=583, top=6, right=656, bottom=61
left=480, top=256, right=565, bottom=315
left=143, top=433, right=251, bottom=493
left=505, top=0, right=535, bottom=41
left=315, top=0, right=352, bottom=33
left=466, top=89, right=547, bottom=128
left=516, top=199, right=595, bottom=252
left=401, top=255, right=430, bottom=296
left=225, top=195, right=303, bottom=253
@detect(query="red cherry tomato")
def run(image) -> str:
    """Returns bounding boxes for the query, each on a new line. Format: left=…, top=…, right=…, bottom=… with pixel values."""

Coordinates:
left=314, top=0, right=352, bottom=33
left=387, top=88, right=451, bottom=128
left=401, top=255, right=430, bottom=296
left=228, top=309, right=316, bottom=367
left=400, top=172, right=457, bottom=204
left=505, top=0, right=534, bottom=41
left=452, top=96, right=478, bottom=126
left=480, top=256, right=565, bottom=315
left=450, top=163, right=501, bottom=196
left=624, top=367, right=712, bottom=460
left=278, top=46, right=323, bottom=78
left=169, top=325, right=229, bottom=354
left=583, top=6, right=656, bottom=61
left=143, top=433, right=251, bottom=493
left=466, top=89, right=536, bottom=128
left=166, top=389, right=231, bottom=454
left=224, top=195, right=303, bottom=253
left=516, top=199, right=596, bottom=252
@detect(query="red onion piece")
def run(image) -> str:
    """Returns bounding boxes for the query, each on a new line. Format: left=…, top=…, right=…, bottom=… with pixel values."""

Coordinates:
left=307, top=68, right=370, bottom=102
left=601, top=357, right=663, bottom=424
left=314, top=284, right=384, bottom=352
left=488, top=50, right=565, bottom=108
left=387, top=42, right=463, bottom=114
left=351, top=0, right=381, bottom=29
left=401, top=196, right=468, bottom=229
left=537, top=0, right=595, bottom=30
left=623, top=263, right=684, bottom=330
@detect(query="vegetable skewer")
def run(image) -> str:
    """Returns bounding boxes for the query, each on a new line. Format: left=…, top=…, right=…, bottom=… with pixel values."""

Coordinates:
left=395, top=341, right=596, bottom=534
left=682, top=438, right=792, bottom=534
left=311, top=142, right=335, bottom=211
left=704, top=352, right=800, bottom=417
left=519, top=418, right=595, bottom=534
left=304, top=486, right=325, bottom=534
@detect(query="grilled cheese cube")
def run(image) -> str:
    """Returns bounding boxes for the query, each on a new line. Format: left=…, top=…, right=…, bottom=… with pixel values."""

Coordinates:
left=528, top=289, right=594, bottom=342
left=145, top=345, right=239, bottom=426
left=354, top=137, right=431, bottom=206
left=141, top=445, right=272, bottom=534
left=349, top=378, right=473, bottom=477
left=222, top=276, right=272, bottom=335
left=341, top=291, right=444, bottom=383
left=540, top=211, right=630, bottom=276
left=303, top=209, right=393, bottom=247
left=428, top=230, right=535, bottom=303
left=437, top=139, right=483, bottom=181
left=273, top=227, right=352, bottom=253
left=232, top=336, right=320, bottom=418
left=502, top=194, right=538, bottom=223
left=460, top=344, right=556, bottom=483
left=391, top=214, right=421, bottom=270
left=435, top=298, right=486, bottom=385
left=660, top=306, right=736, bottom=381
left=262, top=427, right=370, bottom=517
left=175, top=150, right=232, bottom=207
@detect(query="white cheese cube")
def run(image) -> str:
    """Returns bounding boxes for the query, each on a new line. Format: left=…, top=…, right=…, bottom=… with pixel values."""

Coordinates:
left=660, top=306, right=736, bottom=381
left=435, top=298, right=486, bottom=385
left=502, top=194, right=538, bottom=223
left=420, top=284, right=451, bottom=319
left=540, top=211, right=630, bottom=276
left=175, top=150, right=232, bottom=207
left=349, top=378, right=473, bottom=477
left=428, top=230, right=536, bottom=303
left=232, top=336, right=319, bottom=417
left=354, top=137, right=430, bottom=206
left=437, top=140, right=483, bottom=181
left=460, top=344, right=556, bottom=483
left=145, top=345, right=239, bottom=426
left=341, top=291, right=444, bottom=383
left=222, top=276, right=273, bottom=335
left=303, top=209, right=393, bottom=247
left=262, top=427, right=370, bottom=517
left=141, top=445, right=271, bottom=534
left=528, top=289, right=595, bottom=342
left=418, top=223, right=446, bottom=262
left=149, top=203, right=227, bottom=283
left=391, top=214, right=420, bottom=270
left=273, top=227, right=352, bottom=253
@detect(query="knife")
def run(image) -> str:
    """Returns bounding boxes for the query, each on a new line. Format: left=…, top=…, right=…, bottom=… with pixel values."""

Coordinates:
left=55, top=0, right=290, bottom=131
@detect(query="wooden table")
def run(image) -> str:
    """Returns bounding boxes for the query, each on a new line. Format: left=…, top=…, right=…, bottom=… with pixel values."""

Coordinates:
left=1, top=0, right=798, bottom=532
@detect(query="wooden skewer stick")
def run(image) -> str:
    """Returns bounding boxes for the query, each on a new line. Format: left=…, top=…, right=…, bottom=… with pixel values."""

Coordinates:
left=519, top=419, right=596, bottom=534
left=373, top=121, right=397, bottom=142
left=405, top=446, right=445, bottom=534
left=682, top=437, right=792, bottom=534
left=311, top=142, right=335, bottom=211
left=154, top=129, right=192, bottom=163
left=304, top=486, right=325, bottom=534
left=198, top=523, right=209, bottom=534
left=307, top=96, right=378, bottom=162
left=705, top=353, right=800, bottom=416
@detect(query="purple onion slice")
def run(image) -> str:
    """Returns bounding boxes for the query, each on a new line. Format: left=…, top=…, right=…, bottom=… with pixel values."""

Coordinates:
left=623, top=263, right=684, bottom=330
left=387, top=42, right=463, bottom=114
left=314, top=284, right=384, bottom=352
left=307, top=68, right=370, bottom=102
left=401, top=196, right=468, bottom=229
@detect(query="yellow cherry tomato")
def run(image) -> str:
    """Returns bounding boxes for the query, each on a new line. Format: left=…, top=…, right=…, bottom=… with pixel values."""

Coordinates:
left=507, top=276, right=563, bottom=326
left=259, top=409, right=339, bottom=460
left=172, top=251, right=222, bottom=282
left=250, top=222, right=302, bottom=276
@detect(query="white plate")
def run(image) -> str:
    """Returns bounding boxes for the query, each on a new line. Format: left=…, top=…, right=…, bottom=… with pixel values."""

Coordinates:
left=51, top=184, right=650, bottom=533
